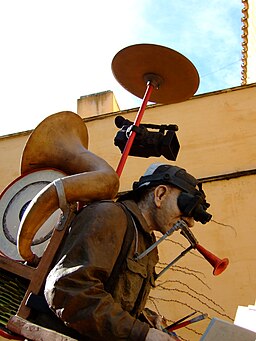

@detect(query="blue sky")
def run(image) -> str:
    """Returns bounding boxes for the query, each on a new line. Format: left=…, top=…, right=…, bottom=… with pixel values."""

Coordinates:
left=0, top=0, right=243, bottom=135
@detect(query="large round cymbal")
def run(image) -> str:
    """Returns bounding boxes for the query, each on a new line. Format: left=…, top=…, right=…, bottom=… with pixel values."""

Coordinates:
left=112, top=43, right=200, bottom=104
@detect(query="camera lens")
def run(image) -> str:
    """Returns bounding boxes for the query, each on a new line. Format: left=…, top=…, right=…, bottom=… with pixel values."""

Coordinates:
left=193, top=205, right=212, bottom=224
left=177, top=192, right=212, bottom=224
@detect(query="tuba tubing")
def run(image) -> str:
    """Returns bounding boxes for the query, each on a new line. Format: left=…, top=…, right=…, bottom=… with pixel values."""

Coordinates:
left=17, top=112, right=119, bottom=263
left=195, top=243, right=229, bottom=276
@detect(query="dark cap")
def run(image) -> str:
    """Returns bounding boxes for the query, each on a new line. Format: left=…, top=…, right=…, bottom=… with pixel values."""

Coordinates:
left=133, top=163, right=199, bottom=194
left=132, top=163, right=212, bottom=224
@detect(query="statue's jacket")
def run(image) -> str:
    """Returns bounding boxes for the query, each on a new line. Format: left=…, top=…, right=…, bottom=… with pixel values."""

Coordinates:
left=35, top=199, right=159, bottom=340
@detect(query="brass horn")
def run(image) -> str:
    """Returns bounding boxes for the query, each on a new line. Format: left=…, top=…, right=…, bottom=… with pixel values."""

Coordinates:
left=181, top=222, right=229, bottom=276
left=18, top=111, right=119, bottom=263
left=195, top=243, right=229, bottom=276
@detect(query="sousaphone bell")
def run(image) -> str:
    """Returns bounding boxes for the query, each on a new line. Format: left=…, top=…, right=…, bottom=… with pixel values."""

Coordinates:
left=17, top=111, right=119, bottom=264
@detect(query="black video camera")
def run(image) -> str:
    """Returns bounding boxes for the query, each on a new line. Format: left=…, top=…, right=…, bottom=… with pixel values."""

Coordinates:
left=114, top=116, right=180, bottom=161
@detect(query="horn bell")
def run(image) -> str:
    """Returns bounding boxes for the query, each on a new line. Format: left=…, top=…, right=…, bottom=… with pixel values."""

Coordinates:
left=18, top=111, right=119, bottom=263
left=21, top=111, right=89, bottom=175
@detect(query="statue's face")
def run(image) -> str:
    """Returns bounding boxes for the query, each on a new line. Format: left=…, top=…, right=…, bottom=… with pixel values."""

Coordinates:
left=152, top=185, right=194, bottom=234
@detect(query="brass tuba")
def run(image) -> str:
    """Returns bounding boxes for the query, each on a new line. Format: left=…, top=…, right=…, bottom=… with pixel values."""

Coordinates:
left=18, top=111, right=119, bottom=263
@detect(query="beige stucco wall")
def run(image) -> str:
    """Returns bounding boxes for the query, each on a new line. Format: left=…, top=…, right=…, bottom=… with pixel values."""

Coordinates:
left=85, top=84, right=256, bottom=339
left=0, top=132, right=29, bottom=193
left=0, top=83, right=256, bottom=339
left=84, top=83, right=256, bottom=196
left=77, top=90, right=120, bottom=119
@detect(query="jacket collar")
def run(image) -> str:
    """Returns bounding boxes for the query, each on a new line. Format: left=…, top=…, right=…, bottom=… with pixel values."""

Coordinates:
left=120, top=199, right=152, bottom=235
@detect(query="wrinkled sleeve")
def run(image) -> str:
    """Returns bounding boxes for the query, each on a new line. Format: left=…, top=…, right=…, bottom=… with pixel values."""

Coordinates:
left=44, top=201, right=150, bottom=340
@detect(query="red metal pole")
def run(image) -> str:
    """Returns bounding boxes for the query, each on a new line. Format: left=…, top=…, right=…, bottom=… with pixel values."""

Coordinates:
left=116, top=82, right=154, bottom=177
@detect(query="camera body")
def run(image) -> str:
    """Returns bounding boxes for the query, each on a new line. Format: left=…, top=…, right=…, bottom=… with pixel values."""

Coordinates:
left=114, top=116, right=180, bottom=161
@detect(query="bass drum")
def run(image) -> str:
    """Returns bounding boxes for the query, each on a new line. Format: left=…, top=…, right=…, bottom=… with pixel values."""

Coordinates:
left=0, top=168, right=66, bottom=261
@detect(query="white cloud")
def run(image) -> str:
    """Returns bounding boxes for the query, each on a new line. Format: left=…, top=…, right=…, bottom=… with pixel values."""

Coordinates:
left=0, top=0, right=146, bottom=134
left=0, top=0, right=244, bottom=135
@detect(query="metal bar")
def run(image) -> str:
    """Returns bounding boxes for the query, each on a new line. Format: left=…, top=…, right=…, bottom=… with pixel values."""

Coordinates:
left=165, top=311, right=197, bottom=330
left=116, top=82, right=154, bottom=177
left=167, top=313, right=208, bottom=331
left=199, top=168, right=256, bottom=183
left=135, top=220, right=187, bottom=261
left=156, top=245, right=194, bottom=279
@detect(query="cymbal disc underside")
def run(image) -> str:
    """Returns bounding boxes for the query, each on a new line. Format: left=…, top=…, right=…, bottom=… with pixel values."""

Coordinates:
left=112, top=44, right=200, bottom=104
